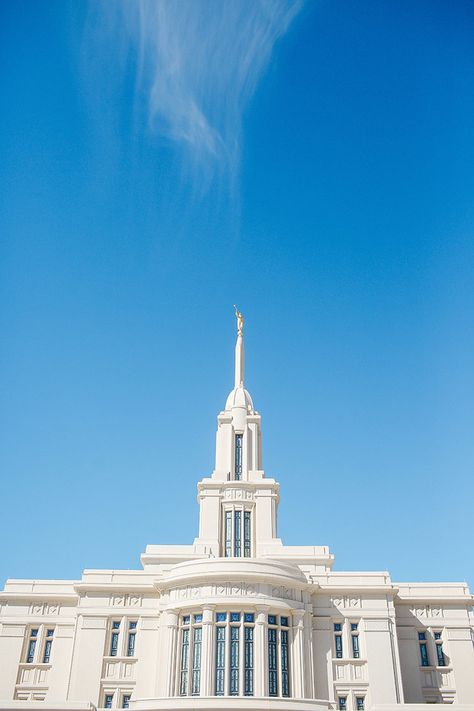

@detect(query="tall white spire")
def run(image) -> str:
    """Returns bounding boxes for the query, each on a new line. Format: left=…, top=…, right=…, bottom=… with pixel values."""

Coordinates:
left=233, top=305, right=245, bottom=387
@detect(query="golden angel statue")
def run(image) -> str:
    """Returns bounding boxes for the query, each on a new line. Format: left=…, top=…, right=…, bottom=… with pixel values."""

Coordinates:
left=233, top=305, right=244, bottom=335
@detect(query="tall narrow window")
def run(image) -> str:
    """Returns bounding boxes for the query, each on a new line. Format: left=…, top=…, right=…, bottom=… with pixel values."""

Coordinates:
left=122, top=696, right=131, bottom=709
left=244, top=511, right=251, bottom=557
left=179, top=628, right=190, bottom=695
left=229, top=625, right=240, bottom=695
left=418, top=632, right=430, bottom=666
left=356, top=697, right=365, bottom=711
left=215, top=626, right=226, bottom=696
left=43, top=628, right=54, bottom=663
left=281, top=628, right=290, bottom=697
left=26, top=628, right=38, bottom=663
left=351, top=622, right=360, bottom=658
left=234, top=510, right=242, bottom=557
left=225, top=511, right=232, bottom=558
left=244, top=625, right=254, bottom=696
left=104, top=695, right=113, bottom=709
left=338, top=697, right=347, bottom=711
left=110, top=621, right=120, bottom=656
left=127, top=621, right=136, bottom=657
left=435, top=632, right=445, bottom=666
left=268, top=627, right=278, bottom=696
left=191, top=627, right=202, bottom=695
left=234, top=434, right=243, bottom=480
left=334, top=623, right=343, bottom=658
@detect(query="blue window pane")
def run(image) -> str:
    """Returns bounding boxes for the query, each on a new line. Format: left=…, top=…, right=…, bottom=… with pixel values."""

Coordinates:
left=356, top=698, right=365, bottom=711
left=215, top=626, right=226, bottom=695
left=434, top=632, right=442, bottom=640
left=105, top=695, right=113, bottom=709
left=26, top=639, right=36, bottom=663
left=112, top=621, right=120, bottom=630
left=229, top=626, right=240, bottom=695
left=420, top=642, right=430, bottom=667
left=338, top=697, right=347, bottom=711
left=244, top=626, right=254, bottom=696
left=244, top=613, right=255, bottom=623
left=334, top=623, right=342, bottom=632
left=110, top=632, right=119, bottom=657
left=216, top=612, right=227, bottom=622
left=268, top=628, right=278, bottom=696
left=234, top=510, right=242, bottom=557
left=352, top=634, right=360, bottom=659
left=183, top=616, right=190, bottom=625
left=191, top=627, right=202, bottom=695
left=351, top=623, right=358, bottom=631
left=418, top=632, right=426, bottom=640
left=230, top=612, right=241, bottom=622
left=43, top=639, right=52, bottom=663
left=436, top=643, right=446, bottom=667
left=122, top=696, right=131, bottom=709
left=268, top=615, right=277, bottom=625
left=280, top=616, right=289, bottom=627
left=244, top=511, right=251, bottom=557
left=194, top=614, right=203, bottom=623
left=335, top=634, right=343, bottom=658
left=31, top=629, right=38, bottom=637
left=180, top=629, right=190, bottom=695
left=235, top=434, right=243, bottom=480
left=281, top=629, right=290, bottom=697
left=46, top=629, right=54, bottom=637
left=127, top=632, right=136, bottom=657
left=129, top=621, right=137, bottom=630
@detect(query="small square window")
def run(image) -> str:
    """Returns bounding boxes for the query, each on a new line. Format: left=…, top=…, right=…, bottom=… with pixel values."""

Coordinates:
left=244, top=613, right=254, bottom=623
left=334, top=623, right=342, bottom=632
left=31, top=629, right=38, bottom=637
left=112, top=621, right=120, bottom=630
left=193, top=614, right=202, bottom=623
left=46, top=629, right=54, bottom=637
left=268, top=615, right=277, bottom=625
left=216, top=612, right=227, bottom=622
left=434, top=632, right=441, bottom=640
left=182, top=615, right=190, bottom=625
left=351, top=623, right=358, bottom=631
left=129, top=621, right=137, bottom=630
left=230, top=612, right=241, bottom=622
left=280, top=616, right=289, bottom=627
left=418, top=632, right=426, bottom=641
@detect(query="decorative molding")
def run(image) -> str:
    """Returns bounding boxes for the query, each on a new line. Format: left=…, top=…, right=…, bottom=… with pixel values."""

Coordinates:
left=28, top=602, right=61, bottom=616
left=223, top=488, right=255, bottom=501
left=110, top=594, right=143, bottom=607
left=332, top=596, right=361, bottom=609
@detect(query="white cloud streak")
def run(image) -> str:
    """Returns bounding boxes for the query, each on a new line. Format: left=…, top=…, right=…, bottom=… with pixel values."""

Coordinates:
left=96, top=0, right=303, bottom=185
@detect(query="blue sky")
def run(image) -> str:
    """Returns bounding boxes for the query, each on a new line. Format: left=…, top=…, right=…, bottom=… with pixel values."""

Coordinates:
left=1, top=0, right=473, bottom=588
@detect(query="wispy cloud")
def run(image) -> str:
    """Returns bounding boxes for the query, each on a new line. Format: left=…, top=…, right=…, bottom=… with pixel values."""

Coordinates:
left=95, top=0, right=303, bottom=186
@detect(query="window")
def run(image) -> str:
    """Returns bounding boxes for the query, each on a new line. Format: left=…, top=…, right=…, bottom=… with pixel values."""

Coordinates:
left=122, top=696, right=131, bottom=709
left=215, top=611, right=255, bottom=697
left=215, top=626, right=226, bottom=696
left=338, top=697, right=347, bottom=711
left=244, top=626, right=254, bottom=696
left=110, top=621, right=120, bottom=656
left=334, top=623, right=343, bottom=659
left=179, top=615, right=202, bottom=696
left=26, top=628, right=38, bottom=663
left=356, top=697, right=365, bottom=711
left=223, top=507, right=252, bottom=557
left=234, top=434, right=243, bottom=480
left=127, top=621, right=136, bottom=657
left=351, top=622, right=360, bottom=659
left=230, top=626, right=240, bottom=695
left=104, top=695, right=113, bottom=709
left=42, top=629, right=54, bottom=663
left=268, top=614, right=291, bottom=698
left=418, top=632, right=430, bottom=667
left=434, top=632, right=446, bottom=667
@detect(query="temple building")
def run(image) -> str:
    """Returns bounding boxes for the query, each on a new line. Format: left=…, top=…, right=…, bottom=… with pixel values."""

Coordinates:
left=0, top=313, right=473, bottom=710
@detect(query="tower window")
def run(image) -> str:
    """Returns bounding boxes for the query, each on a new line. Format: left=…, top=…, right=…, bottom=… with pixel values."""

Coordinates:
left=267, top=615, right=290, bottom=697
left=418, top=631, right=430, bottom=666
left=179, top=615, right=202, bottom=697
left=104, top=695, right=113, bottom=709
left=223, top=507, right=252, bottom=557
left=434, top=632, right=446, bottom=666
left=26, top=628, right=38, bottom=663
left=127, top=621, right=136, bottom=657
left=338, top=697, right=347, bottom=711
left=334, top=623, right=343, bottom=658
left=351, top=622, right=360, bottom=658
left=234, top=434, right=243, bottom=480
left=215, top=626, right=226, bottom=695
left=229, top=625, right=240, bottom=695
left=42, top=628, right=54, bottom=663
left=122, top=695, right=131, bottom=709
left=356, top=697, right=365, bottom=711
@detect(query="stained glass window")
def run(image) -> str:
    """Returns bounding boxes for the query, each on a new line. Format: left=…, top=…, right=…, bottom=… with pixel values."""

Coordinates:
left=225, top=511, right=232, bottom=558
left=244, top=511, right=251, bottom=557
left=179, top=629, right=190, bottom=695
left=268, top=627, right=278, bottom=696
left=215, top=626, right=226, bottom=695
left=234, top=510, right=242, bottom=557
left=244, top=625, right=254, bottom=696
left=235, top=434, right=243, bottom=480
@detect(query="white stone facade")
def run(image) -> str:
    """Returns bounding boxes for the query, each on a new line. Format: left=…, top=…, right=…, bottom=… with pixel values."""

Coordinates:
left=1, top=323, right=473, bottom=711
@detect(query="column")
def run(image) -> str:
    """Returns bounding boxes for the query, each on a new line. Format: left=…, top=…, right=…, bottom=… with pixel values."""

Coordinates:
left=164, top=610, right=179, bottom=697
left=303, top=605, right=315, bottom=698
left=201, top=606, right=215, bottom=696
left=291, top=609, right=305, bottom=698
left=255, top=606, right=270, bottom=696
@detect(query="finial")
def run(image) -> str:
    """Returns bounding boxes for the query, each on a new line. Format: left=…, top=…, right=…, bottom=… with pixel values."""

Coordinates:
left=234, top=305, right=244, bottom=336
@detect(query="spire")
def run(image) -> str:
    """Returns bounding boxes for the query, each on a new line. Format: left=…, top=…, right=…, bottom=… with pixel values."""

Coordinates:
left=233, top=305, right=245, bottom=387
